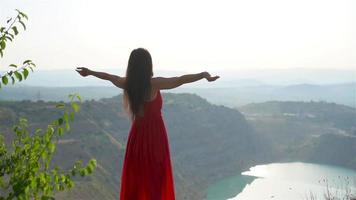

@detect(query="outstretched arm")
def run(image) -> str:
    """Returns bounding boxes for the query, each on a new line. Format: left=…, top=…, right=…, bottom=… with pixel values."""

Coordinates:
left=75, top=67, right=125, bottom=89
left=152, top=72, right=219, bottom=90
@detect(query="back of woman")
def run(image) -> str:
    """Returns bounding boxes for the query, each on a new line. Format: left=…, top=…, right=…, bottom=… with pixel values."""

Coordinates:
left=76, top=48, right=219, bottom=200
left=121, top=89, right=175, bottom=200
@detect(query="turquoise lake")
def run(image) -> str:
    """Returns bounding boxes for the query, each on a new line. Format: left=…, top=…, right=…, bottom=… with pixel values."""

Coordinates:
left=206, top=162, right=356, bottom=200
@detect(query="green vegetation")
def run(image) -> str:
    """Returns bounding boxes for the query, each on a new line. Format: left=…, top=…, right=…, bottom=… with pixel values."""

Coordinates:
left=1, top=92, right=356, bottom=199
left=0, top=93, right=263, bottom=200
left=0, top=95, right=97, bottom=200
left=241, top=101, right=356, bottom=199
left=240, top=101, right=356, bottom=170
left=0, top=10, right=96, bottom=200
left=0, top=9, right=35, bottom=87
left=240, top=101, right=356, bottom=132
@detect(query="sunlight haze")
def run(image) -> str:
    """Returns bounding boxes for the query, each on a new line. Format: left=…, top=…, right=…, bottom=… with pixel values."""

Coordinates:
left=1, top=0, right=354, bottom=72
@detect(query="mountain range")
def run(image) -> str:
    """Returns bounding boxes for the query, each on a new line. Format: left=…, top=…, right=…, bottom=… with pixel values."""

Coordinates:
left=1, top=81, right=354, bottom=108
left=0, top=93, right=265, bottom=200
left=1, top=93, right=355, bottom=199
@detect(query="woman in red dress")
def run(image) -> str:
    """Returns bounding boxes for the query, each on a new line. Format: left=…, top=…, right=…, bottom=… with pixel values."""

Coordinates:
left=76, top=48, right=219, bottom=200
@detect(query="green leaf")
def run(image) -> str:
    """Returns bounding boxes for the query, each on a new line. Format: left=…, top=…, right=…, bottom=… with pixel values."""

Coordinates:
left=0, top=49, right=3, bottom=57
left=6, top=36, right=12, bottom=41
left=55, top=103, right=65, bottom=109
left=19, top=21, right=26, bottom=30
left=55, top=183, right=60, bottom=190
left=30, top=179, right=37, bottom=189
left=57, top=127, right=64, bottom=136
left=41, top=196, right=54, bottom=200
left=79, top=169, right=87, bottom=177
left=12, top=26, right=19, bottom=35
left=63, top=112, right=69, bottom=123
left=71, top=169, right=76, bottom=176
left=2, top=76, right=8, bottom=85
left=48, top=143, right=55, bottom=153
left=89, top=159, right=97, bottom=166
left=23, top=60, right=32, bottom=65
left=67, top=180, right=74, bottom=188
left=57, top=118, right=64, bottom=125
left=65, top=122, right=70, bottom=131
left=0, top=40, right=5, bottom=50
left=68, top=93, right=82, bottom=102
left=14, top=71, right=22, bottom=81
left=23, top=68, right=29, bottom=79
left=41, top=151, right=47, bottom=160
left=0, top=27, right=5, bottom=32
left=11, top=76, right=15, bottom=84
left=8, top=33, right=14, bottom=39
left=9, top=64, right=17, bottom=68
left=16, top=10, right=28, bottom=20
left=86, top=165, right=93, bottom=174
left=76, top=95, right=82, bottom=102
left=69, top=112, right=75, bottom=121
left=24, top=186, right=30, bottom=194
left=71, top=103, right=80, bottom=112
left=48, top=126, right=54, bottom=135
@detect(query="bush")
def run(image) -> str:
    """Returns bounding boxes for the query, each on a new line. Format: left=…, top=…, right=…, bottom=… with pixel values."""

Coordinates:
left=0, top=10, right=96, bottom=200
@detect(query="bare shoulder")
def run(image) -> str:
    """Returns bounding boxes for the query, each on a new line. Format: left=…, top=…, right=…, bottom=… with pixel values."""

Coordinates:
left=151, top=76, right=179, bottom=83
left=151, top=76, right=181, bottom=90
left=151, top=76, right=166, bottom=86
left=150, top=77, right=162, bottom=89
left=151, top=76, right=165, bottom=82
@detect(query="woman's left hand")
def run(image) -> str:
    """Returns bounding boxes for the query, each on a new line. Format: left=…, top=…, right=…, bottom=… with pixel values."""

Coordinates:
left=202, top=72, right=220, bottom=82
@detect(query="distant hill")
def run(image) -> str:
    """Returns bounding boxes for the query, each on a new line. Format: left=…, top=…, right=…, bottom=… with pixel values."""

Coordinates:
left=239, top=101, right=356, bottom=170
left=1, top=95, right=355, bottom=199
left=273, top=82, right=356, bottom=107
left=0, top=93, right=265, bottom=200
left=182, top=82, right=355, bottom=108
left=0, top=85, right=122, bottom=102
left=9, top=69, right=356, bottom=87
left=240, top=100, right=356, bottom=132
left=1, top=81, right=355, bottom=108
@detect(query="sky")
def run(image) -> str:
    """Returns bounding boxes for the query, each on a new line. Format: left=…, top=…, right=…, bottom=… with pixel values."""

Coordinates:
left=0, top=0, right=355, bottom=73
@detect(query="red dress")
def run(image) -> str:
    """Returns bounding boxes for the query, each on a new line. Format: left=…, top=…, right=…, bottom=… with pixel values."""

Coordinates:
left=120, top=90, right=175, bottom=200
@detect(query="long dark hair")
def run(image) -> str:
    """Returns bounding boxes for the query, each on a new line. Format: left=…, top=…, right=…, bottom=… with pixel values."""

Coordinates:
left=123, top=48, right=153, bottom=119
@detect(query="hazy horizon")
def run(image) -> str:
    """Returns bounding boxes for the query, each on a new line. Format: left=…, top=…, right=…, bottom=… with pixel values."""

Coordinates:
left=0, top=68, right=352, bottom=89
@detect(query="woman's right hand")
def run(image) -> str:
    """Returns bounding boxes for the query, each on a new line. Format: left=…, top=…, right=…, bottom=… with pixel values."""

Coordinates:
left=202, top=72, right=219, bottom=82
left=76, top=67, right=91, bottom=77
